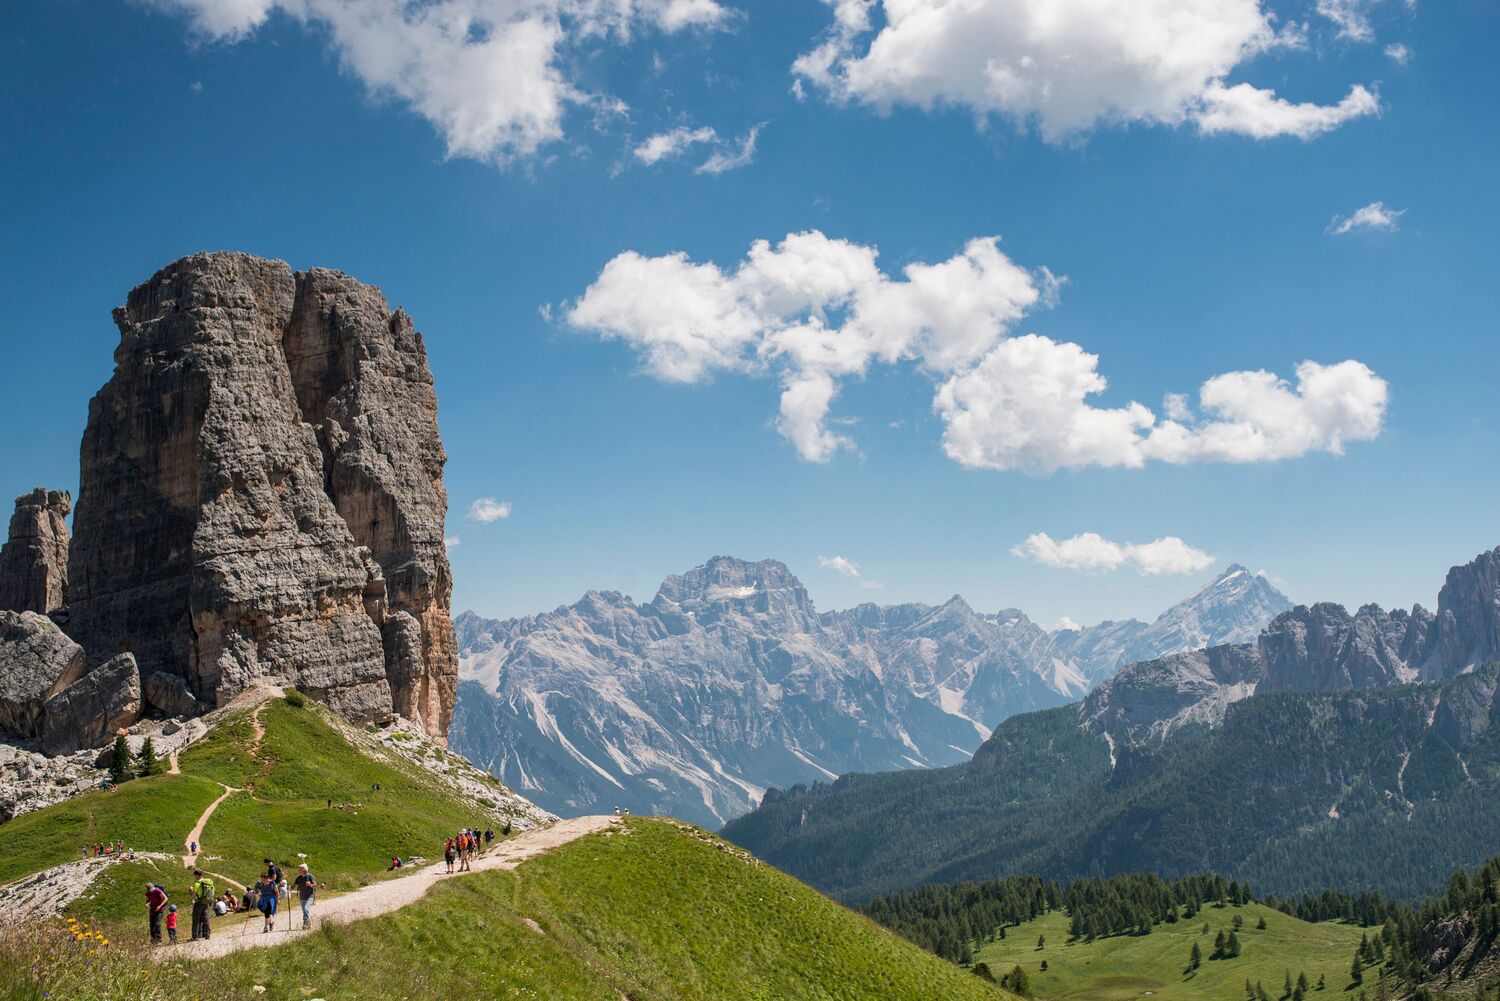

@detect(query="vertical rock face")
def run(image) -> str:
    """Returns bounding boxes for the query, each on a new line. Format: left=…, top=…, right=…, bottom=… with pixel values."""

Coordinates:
left=283, top=269, right=457, bottom=737
left=1422, top=546, right=1500, bottom=678
left=0, top=488, right=71, bottom=615
left=65, top=252, right=456, bottom=736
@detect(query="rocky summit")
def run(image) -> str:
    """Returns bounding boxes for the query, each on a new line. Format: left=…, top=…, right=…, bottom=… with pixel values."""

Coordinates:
left=450, top=557, right=1289, bottom=826
left=0, top=252, right=458, bottom=758
left=1081, top=544, right=1500, bottom=745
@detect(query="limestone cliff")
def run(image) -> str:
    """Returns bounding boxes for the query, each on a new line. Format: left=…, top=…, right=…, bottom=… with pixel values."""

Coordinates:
left=0, top=489, right=71, bottom=615
left=62, top=252, right=456, bottom=738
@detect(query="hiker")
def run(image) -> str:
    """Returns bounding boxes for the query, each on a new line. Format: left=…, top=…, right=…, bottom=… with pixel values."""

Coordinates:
left=444, top=838, right=456, bottom=874
left=256, top=874, right=278, bottom=933
left=485, top=827, right=494, bottom=844
left=190, top=869, right=215, bottom=941
left=190, top=841, right=197, bottom=854
left=146, top=882, right=168, bottom=944
left=166, top=904, right=178, bottom=944
left=389, top=855, right=403, bottom=871
left=264, top=857, right=282, bottom=884
left=294, top=863, right=317, bottom=929
left=213, top=895, right=228, bottom=917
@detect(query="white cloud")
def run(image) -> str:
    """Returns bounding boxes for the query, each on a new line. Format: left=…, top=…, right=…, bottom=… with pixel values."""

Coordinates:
left=1316, top=0, right=1377, bottom=41
left=1384, top=43, right=1411, bottom=64
left=1195, top=82, right=1379, bottom=140
left=467, top=497, right=513, bottom=523
left=939, top=339, right=1388, bottom=472
left=1328, top=201, right=1406, bottom=235
left=566, top=232, right=1388, bottom=470
left=633, top=122, right=764, bottom=174
left=444, top=535, right=461, bottom=549
left=794, top=0, right=1377, bottom=142
left=1055, top=616, right=1081, bottom=631
left=150, top=0, right=731, bottom=165
left=818, top=554, right=882, bottom=589
left=634, top=125, right=717, bottom=165
left=697, top=124, right=763, bottom=174
left=1012, top=532, right=1216, bottom=576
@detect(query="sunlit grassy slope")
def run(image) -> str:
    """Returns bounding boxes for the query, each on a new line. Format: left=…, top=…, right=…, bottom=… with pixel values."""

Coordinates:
left=975, top=902, right=1366, bottom=1001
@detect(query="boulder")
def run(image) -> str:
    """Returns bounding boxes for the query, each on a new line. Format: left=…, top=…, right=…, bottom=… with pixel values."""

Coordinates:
left=40, top=652, right=142, bottom=755
left=0, top=610, right=86, bottom=738
left=0, top=488, right=71, bottom=615
left=142, top=671, right=199, bottom=718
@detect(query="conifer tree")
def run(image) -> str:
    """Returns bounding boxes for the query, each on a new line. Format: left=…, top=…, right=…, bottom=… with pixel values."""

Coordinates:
left=1188, top=942, right=1202, bottom=973
left=1258, top=916, right=1268, bottom=930
left=1352, top=955, right=1363, bottom=985
left=1228, top=931, right=1242, bottom=957
left=108, top=734, right=135, bottom=785
left=138, top=736, right=159, bottom=776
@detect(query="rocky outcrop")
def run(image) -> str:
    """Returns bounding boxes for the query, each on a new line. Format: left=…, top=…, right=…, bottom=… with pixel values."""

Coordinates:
left=40, top=652, right=141, bottom=755
left=142, top=671, right=200, bottom=718
left=61, top=252, right=455, bottom=740
left=0, top=489, right=71, bottom=615
left=284, top=269, right=457, bottom=737
left=0, top=611, right=87, bottom=737
left=1080, top=643, right=1263, bottom=744
left=1260, top=602, right=1430, bottom=692
left=1422, top=546, right=1500, bottom=677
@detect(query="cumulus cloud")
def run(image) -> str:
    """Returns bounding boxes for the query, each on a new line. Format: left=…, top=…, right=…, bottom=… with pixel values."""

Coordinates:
left=564, top=231, right=1389, bottom=470
left=819, top=554, right=882, bottom=589
left=1328, top=201, right=1406, bottom=235
left=793, top=0, right=1378, bottom=142
left=467, top=497, right=513, bottom=523
left=1384, top=43, right=1411, bottom=64
left=444, top=535, right=461, bottom=549
left=149, top=0, right=731, bottom=165
left=1012, top=532, right=1216, bottom=576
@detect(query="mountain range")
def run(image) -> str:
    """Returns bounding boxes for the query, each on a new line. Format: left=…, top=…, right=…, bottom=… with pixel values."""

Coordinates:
left=722, top=545, right=1500, bottom=903
left=450, top=558, right=1289, bottom=826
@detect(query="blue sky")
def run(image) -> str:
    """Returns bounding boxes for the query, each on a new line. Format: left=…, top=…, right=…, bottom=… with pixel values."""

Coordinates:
left=2, top=0, right=1495, bottom=628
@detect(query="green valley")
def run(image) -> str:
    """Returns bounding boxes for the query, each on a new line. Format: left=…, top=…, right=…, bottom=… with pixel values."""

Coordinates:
left=973, top=903, right=1364, bottom=1001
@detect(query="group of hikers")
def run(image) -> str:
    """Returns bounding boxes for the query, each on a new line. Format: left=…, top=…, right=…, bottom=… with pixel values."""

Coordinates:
left=143, top=823, right=509, bottom=945
left=82, top=841, right=129, bottom=858
left=146, top=858, right=317, bottom=944
left=441, top=826, right=494, bottom=874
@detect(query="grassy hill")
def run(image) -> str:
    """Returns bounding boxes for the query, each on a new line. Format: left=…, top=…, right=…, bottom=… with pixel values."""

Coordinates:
left=974, top=902, right=1365, bottom=1001
left=0, top=696, right=1016, bottom=1001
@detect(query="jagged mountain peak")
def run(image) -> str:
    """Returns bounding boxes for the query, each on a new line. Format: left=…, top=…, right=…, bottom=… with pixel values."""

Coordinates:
left=653, top=555, right=809, bottom=608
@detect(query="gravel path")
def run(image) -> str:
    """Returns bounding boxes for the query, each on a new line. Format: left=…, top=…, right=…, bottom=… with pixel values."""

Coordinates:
left=164, top=815, right=618, bottom=960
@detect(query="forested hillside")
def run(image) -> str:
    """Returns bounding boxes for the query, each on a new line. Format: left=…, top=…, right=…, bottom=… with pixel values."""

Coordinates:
left=724, top=665, right=1500, bottom=903
left=861, top=859, right=1500, bottom=1001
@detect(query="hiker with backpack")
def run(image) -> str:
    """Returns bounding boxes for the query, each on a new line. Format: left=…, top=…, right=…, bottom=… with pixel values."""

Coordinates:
left=190, top=870, right=215, bottom=941
left=256, top=874, right=278, bottom=932
left=146, top=882, right=168, bottom=943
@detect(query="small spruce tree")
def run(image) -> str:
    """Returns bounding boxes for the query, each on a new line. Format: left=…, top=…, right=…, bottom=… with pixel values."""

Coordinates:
left=1258, top=916, right=1268, bottom=930
left=1037, top=933, right=1046, bottom=949
left=108, top=734, right=135, bottom=785
left=1228, top=931, right=1242, bottom=958
left=1351, top=955, right=1363, bottom=985
left=138, top=736, right=159, bottom=777
left=1188, top=942, right=1203, bottom=973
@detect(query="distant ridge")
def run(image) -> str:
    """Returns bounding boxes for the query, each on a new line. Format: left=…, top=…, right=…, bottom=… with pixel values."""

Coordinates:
left=450, top=557, right=1288, bottom=825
